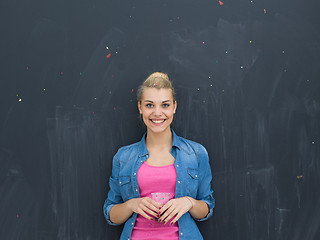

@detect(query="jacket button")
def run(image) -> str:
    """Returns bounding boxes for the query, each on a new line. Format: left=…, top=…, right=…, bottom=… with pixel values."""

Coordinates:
left=136, top=189, right=138, bottom=191
left=176, top=165, right=179, bottom=167
left=134, top=173, right=136, bottom=175
left=180, top=232, right=183, bottom=235
left=178, top=181, right=180, bottom=183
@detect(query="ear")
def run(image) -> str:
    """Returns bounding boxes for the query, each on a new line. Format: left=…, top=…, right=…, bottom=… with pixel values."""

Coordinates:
left=173, top=100, right=177, bottom=114
left=138, top=101, right=142, bottom=114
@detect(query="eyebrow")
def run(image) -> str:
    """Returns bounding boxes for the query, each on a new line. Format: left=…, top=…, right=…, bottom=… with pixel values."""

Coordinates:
left=143, top=100, right=171, bottom=103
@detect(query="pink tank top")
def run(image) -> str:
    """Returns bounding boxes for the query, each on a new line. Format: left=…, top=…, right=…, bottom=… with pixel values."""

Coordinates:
left=131, top=161, right=179, bottom=240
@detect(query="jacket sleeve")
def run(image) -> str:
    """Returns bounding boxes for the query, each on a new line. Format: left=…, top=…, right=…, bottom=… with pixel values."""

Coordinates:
left=103, top=149, right=123, bottom=226
left=194, top=144, right=215, bottom=222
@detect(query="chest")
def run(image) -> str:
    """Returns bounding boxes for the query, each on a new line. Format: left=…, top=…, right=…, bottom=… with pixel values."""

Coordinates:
left=145, top=150, right=175, bottom=166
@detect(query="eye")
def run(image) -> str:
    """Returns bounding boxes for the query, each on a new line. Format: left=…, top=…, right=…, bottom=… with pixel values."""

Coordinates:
left=163, top=104, right=170, bottom=108
left=146, top=103, right=153, bottom=108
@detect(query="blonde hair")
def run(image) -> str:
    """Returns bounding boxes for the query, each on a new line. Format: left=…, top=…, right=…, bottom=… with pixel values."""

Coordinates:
left=137, top=72, right=176, bottom=103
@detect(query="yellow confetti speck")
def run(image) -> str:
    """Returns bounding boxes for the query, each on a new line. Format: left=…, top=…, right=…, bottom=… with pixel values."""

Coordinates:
left=19, top=99, right=22, bottom=102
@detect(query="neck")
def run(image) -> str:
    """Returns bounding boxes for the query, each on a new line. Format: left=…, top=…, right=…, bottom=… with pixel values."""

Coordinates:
left=145, top=127, right=173, bottom=150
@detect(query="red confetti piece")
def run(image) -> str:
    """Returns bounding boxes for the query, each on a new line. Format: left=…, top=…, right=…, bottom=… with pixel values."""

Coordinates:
left=26, top=66, right=29, bottom=70
left=131, top=89, right=134, bottom=93
left=106, top=53, right=111, bottom=58
left=114, top=107, right=116, bottom=110
left=218, top=0, right=224, bottom=6
left=17, top=214, right=19, bottom=218
left=264, top=9, right=267, bottom=14
left=60, top=72, right=63, bottom=75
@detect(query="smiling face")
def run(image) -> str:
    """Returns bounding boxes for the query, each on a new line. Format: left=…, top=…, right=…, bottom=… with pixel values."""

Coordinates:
left=138, top=87, right=177, bottom=134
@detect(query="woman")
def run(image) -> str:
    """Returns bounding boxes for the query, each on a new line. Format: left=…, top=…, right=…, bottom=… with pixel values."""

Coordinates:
left=103, top=72, right=215, bottom=239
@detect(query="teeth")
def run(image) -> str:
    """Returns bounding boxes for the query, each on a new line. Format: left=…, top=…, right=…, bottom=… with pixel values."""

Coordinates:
left=151, top=119, right=165, bottom=123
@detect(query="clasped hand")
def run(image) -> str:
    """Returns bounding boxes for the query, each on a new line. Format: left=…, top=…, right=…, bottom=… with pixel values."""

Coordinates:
left=128, top=196, right=193, bottom=225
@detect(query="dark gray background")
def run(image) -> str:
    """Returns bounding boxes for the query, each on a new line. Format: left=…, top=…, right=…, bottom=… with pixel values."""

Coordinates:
left=1, top=0, right=320, bottom=239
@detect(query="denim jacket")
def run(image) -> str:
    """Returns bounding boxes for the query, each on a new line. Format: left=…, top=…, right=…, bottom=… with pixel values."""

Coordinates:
left=103, top=128, right=215, bottom=240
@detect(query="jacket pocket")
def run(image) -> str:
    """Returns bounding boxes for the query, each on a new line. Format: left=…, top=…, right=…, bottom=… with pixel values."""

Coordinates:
left=119, top=176, right=131, bottom=200
left=187, top=168, right=199, bottom=196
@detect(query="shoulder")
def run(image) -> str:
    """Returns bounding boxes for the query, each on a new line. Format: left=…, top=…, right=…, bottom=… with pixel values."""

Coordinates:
left=176, top=135, right=208, bottom=157
left=114, top=141, right=140, bottom=159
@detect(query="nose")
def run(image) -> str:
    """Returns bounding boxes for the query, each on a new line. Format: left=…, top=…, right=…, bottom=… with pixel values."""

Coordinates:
left=153, top=106, right=162, bottom=116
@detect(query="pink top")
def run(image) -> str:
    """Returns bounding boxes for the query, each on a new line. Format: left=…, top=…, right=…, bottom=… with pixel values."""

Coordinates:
left=131, top=161, right=179, bottom=240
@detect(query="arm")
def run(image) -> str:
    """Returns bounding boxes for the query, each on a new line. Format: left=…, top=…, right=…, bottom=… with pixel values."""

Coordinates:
left=158, top=144, right=214, bottom=224
left=103, top=150, right=161, bottom=225
left=192, top=144, right=215, bottom=221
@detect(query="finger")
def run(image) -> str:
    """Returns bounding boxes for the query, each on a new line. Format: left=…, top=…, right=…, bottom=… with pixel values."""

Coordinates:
left=159, top=200, right=172, bottom=215
left=170, top=212, right=183, bottom=225
left=147, top=198, right=162, bottom=209
left=159, top=206, right=175, bottom=223
left=163, top=208, right=178, bottom=224
left=137, top=208, right=154, bottom=221
left=140, top=204, right=159, bottom=218
left=145, top=198, right=161, bottom=213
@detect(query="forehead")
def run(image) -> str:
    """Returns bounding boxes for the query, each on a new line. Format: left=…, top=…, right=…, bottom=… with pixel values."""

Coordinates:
left=142, top=88, right=173, bottom=101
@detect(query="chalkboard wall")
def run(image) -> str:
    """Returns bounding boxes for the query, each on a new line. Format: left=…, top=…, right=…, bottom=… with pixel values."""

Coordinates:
left=1, top=0, right=320, bottom=239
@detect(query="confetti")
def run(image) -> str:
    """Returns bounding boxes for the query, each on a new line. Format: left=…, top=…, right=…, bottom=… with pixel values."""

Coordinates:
left=249, top=40, right=252, bottom=44
left=106, top=46, right=109, bottom=49
left=60, top=72, right=63, bottom=75
left=106, top=53, right=111, bottom=58
left=80, top=72, right=82, bottom=75
left=297, top=175, right=303, bottom=179
left=17, top=214, right=19, bottom=218
left=26, top=66, right=29, bottom=70
left=264, top=9, right=267, bottom=14
left=131, top=89, right=134, bottom=93
left=202, top=41, right=206, bottom=44
left=311, top=141, right=315, bottom=144
left=18, top=99, right=22, bottom=102
left=240, top=65, right=244, bottom=69
left=218, top=0, right=224, bottom=6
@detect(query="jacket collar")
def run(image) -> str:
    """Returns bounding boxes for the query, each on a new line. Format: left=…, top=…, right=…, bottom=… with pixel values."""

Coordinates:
left=138, top=128, right=181, bottom=157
